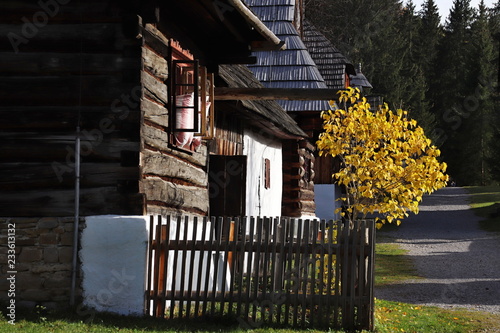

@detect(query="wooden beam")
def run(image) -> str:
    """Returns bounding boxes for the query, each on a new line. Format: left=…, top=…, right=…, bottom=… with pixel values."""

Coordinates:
left=214, top=88, right=340, bottom=101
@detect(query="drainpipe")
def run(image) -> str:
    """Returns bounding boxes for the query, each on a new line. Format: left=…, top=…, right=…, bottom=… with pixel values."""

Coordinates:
left=70, top=127, right=81, bottom=306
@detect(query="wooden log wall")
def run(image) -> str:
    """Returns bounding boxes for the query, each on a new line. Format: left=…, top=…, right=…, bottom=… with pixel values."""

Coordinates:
left=0, top=1, right=143, bottom=216
left=139, top=24, right=209, bottom=217
left=282, top=139, right=316, bottom=217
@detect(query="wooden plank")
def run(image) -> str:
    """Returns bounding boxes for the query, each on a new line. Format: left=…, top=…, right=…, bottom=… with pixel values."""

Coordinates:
left=0, top=106, right=140, bottom=131
left=275, top=218, right=287, bottom=324
left=142, top=70, right=168, bottom=105
left=178, top=216, right=189, bottom=317
left=261, top=217, right=271, bottom=323
left=0, top=1, right=121, bottom=24
left=141, top=150, right=207, bottom=187
left=317, top=220, right=326, bottom=327
left=0, top=186, right=143, bottom=216
left=160, top=216, right=170, bottom=317
left=153, top=220, right=163, bottom=316
left=201, top=217, right=216, bottom=316
left=235, top=217, right=247, bottom=318
left=268, top=217, right=278, bottom=323
left=0, top=162, right=138, bottom=191
left=186, top=216, right=198, bottom=318
left=169, top=216, right=182, bottom=319
left=142, top=24, right=170, bottom=57
left=141, top=125, right=208, bottom=167
left=148, top=289, right=358, bottom=304
left=156, top=239, right=343, bottom=256
left=193, top=216, right=208, bottom=316
left=210, top=217, right=223, bottom=316
left=0, top=139, right=139, bottom=164
left=142, top=46, right=168, bottom=80
left=141, top=177, right=209, bottom=215
left=142, top=98, right=169, bottom=128
left=244, top=217, right=255, bottom=321
left=214, top=87, right=340, bottom=101
left=251, top=217, right=263, bottom=322
left=145, top=215, right=154, bottom=316
left=227, top=219, right=238, bottom=317
left=0, top=23, right=135, bottom=53
left=0, top=52, right=140, bottom=75
left=0, top=76, right=140, bottom=106
left=300, top=219, right=310, bottom=327
left=284, top=217, right=294, bottom=325
left=219, top=217, right=231, bottom=315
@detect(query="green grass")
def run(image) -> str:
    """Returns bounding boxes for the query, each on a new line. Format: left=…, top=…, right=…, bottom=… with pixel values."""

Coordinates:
left=2, top=300, right=500, bottom=333
left=466, top=185, right=500, bottom=232
left=375, top=241, right=421, bottom=286
left=0, top=307, right=346, bottom=333
left=375, top=299, right=500, bottom=333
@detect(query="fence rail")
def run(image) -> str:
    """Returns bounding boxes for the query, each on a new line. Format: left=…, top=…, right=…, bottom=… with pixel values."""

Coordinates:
left=145, top=216, right=375, bottom=331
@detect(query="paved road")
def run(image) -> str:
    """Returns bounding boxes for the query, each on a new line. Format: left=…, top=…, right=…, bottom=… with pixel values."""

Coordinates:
left=375, top=187, right=500, bottom=314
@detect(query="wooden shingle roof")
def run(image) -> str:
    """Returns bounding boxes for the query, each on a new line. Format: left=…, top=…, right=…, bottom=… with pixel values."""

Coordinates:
left=218, top=64, right=308, bottom=139
left=302, top=20, right=356, bottom=90
left=245, top=0, right=331, bottom=113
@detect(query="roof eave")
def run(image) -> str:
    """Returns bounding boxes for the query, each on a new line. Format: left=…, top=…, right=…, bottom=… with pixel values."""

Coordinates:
left=229, top=0, right=286, bottom=51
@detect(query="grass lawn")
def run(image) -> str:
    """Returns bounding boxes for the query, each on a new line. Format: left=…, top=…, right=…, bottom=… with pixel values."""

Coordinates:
left=374, top=240, right=421, bottom=287
left=466, top=185, right=500, bottom=233
left=2, top=298, right=499, bottom=333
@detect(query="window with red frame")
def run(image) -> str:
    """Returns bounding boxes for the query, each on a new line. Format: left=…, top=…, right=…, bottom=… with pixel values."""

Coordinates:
left=170, top=40, right=214, bottom=151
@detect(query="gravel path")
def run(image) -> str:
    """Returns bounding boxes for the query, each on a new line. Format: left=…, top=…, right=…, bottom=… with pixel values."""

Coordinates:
left=375, top=187, right=500, bottom=314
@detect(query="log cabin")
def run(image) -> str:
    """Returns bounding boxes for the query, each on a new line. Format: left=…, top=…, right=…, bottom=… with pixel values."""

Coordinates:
left=0, top=0, right=306, bottom=311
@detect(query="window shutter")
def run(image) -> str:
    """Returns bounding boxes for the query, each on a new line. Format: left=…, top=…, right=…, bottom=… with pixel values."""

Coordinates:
left=264, top=158, right=271, bottom=189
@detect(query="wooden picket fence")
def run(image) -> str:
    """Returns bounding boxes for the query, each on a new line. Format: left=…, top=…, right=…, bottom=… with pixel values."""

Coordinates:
left=145, top=216, right=375, bottom=331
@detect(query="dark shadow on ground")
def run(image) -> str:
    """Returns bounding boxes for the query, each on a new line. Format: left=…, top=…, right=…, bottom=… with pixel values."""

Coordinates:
left=376, top=187, right=500, bottom=311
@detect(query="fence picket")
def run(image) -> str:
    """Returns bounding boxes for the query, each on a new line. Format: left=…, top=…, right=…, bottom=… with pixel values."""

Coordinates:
left=300, top=219, right=310, bottom=327
left=210, top=217, right=223, bottom=316
left=292, top=218, right=302, bottom=327
left=160, top=216, right=170, bottom=317
left=201, top=217, right=216, bottom=316
left=145, top=216, right=154, bottom=316
left=220, top=217, right=231, bottom=314
left=235, top=217, right=246, bottom=318
left=228, top=218, right=238, bottom=317
left=194, top=216, right=207, bottom=316
left=186, top=216, right=198, bottom=317
left=244, top=217, right=255, bottom=322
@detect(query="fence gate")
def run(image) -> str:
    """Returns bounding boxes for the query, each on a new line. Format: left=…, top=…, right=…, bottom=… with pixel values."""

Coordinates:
left=145, top=216, right=375, bottom=331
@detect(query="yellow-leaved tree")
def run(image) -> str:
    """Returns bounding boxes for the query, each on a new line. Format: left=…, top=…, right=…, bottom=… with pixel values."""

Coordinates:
left=316, top=88, right=448, bottom=227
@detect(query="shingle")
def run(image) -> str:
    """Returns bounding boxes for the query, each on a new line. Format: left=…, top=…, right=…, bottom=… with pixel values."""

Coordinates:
left=218, top=64, right=307, bottom=137
left=246, top=0, right=294, bottom=6
left=245, top=0, right=330, bottom=113
left=302, top=20, right=355, bottom=90
left=249, top=5, right=294, bottom=22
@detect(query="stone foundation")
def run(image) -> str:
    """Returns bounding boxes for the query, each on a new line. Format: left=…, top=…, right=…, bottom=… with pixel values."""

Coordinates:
left=0, top=217, right=84, bottom=309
